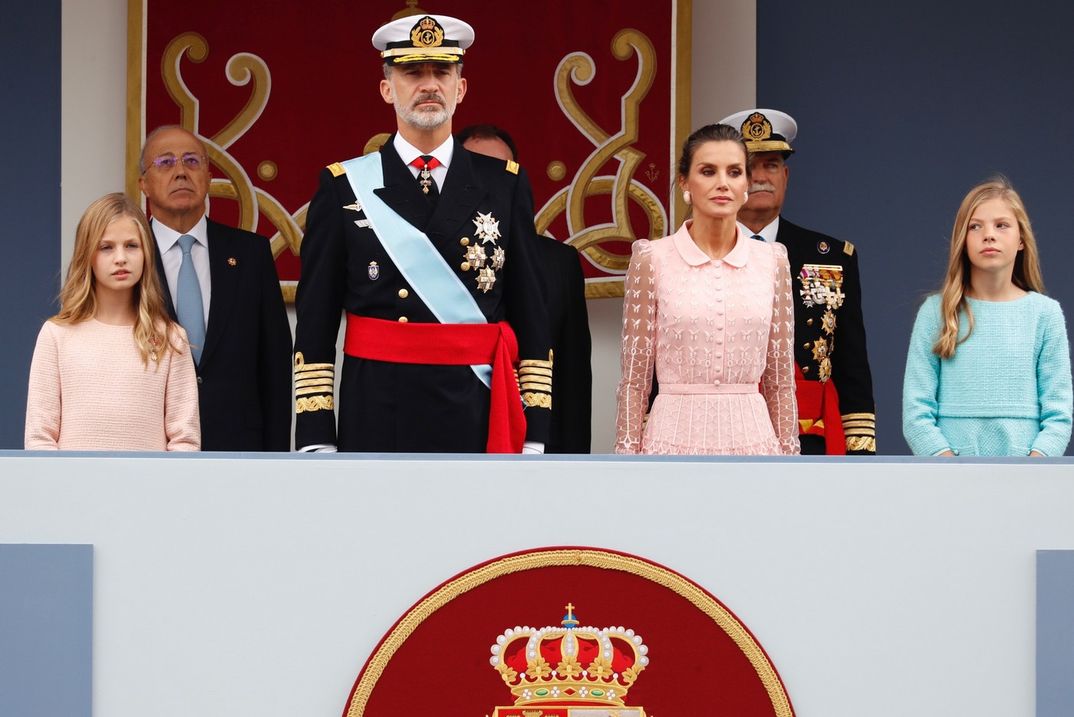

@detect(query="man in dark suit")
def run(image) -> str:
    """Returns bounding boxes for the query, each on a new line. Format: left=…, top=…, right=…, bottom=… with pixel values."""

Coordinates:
left=720, top=109, right=876, bottom=455
left=139, top=126, right=293, bottom=451
left=293, top=14, right=551, bottom=453
left=458, top=124, right=592, bottom=453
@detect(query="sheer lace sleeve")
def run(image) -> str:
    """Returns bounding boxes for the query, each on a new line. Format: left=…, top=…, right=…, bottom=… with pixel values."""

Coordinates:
left=614, top=240, right=657, bottom=453
left=761, top=244, right=800, bottom=455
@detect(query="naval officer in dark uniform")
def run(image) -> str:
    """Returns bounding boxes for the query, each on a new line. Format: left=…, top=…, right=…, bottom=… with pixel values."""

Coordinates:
left=720, top=109, right=876, bottom=454
left=293, top=14, right=551, bottom=453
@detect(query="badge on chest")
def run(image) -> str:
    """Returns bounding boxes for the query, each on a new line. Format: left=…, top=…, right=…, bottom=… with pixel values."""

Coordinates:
left=799, top=264, right=845, bottom=309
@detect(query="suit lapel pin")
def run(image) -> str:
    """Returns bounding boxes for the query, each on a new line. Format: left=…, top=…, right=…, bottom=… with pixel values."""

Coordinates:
left=227, top=257, right=238, bottom=266
left=368, top=261, right=380, bottom=280
left=817, top=240, right=830, bottom=254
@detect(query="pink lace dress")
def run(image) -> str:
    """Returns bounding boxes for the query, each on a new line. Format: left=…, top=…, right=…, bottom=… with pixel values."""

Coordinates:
left=614, top=222, right=799, bottom=455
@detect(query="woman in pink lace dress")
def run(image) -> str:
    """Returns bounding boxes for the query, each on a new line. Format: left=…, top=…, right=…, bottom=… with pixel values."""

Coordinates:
left=614, top=124, right=799, bottom=455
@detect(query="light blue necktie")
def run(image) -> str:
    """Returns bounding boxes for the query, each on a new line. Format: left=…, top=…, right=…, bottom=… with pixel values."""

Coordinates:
left=176, top=234, right=205, bottom=364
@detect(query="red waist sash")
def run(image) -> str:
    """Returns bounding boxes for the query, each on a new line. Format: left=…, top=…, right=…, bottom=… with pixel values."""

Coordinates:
left=344, top=314, right=525, bottom=453
left=795, top=364, right=846, bottom=455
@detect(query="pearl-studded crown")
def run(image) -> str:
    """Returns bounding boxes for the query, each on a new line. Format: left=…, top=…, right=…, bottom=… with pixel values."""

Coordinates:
left=488, top=603, right=649, bottom=707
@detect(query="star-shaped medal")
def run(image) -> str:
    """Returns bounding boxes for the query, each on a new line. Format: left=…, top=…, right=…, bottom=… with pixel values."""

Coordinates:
left=476, top=266, right=497, bottom=293
left=473, top=212, right=501, bottom=244
left=490, top=246, right=506, bottom=270
left=465, top=243, right=487, bottom=268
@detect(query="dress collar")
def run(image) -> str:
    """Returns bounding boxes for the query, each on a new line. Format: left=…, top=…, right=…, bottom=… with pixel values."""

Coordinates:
left=672, top=220, right=750, bottom=268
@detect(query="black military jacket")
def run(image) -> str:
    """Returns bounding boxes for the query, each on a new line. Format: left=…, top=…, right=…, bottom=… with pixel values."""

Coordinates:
left=777, top=218, right=876, bottom=454
left=293, top=137, right=551, bottom=452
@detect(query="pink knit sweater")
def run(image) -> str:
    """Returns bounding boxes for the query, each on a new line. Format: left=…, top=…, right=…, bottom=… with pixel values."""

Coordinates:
left=25, top=319, right=200, bottom=451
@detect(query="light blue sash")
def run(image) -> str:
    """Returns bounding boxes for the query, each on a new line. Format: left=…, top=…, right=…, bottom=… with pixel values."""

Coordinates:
left=340, top=154, right=492, bottom=387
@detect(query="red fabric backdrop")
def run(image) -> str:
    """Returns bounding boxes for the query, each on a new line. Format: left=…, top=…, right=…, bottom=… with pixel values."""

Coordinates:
left=133, top=1, right=688, bottom=298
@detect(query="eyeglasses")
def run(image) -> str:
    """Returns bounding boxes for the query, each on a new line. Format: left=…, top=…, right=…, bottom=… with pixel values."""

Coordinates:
left=144, top=153, right=206, bottom=173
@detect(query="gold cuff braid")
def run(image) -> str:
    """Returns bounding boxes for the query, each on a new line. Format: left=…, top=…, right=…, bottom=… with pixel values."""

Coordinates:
left=846, top=436, right=876, bottom=452
left=522, top=392, right=552, bottom=409
left=296, top=395, right=334, bottom=414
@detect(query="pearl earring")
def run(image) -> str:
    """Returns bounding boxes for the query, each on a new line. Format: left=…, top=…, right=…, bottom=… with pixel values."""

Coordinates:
left=683, top=190, right=691, bottom=205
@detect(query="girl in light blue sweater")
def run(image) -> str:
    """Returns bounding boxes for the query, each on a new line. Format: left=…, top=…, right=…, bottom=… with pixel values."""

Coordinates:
left=903, top=178, right=1072, bottom=456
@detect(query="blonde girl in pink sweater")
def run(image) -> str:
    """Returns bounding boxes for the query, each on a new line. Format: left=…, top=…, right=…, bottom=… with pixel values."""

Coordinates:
left=25, top=193, right=200, bottom=450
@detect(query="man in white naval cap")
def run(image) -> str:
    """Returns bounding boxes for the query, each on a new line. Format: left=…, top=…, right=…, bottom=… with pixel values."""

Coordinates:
left=293, top=13, right=551, bottom=454
left=720, top=108, right=876, bottom=455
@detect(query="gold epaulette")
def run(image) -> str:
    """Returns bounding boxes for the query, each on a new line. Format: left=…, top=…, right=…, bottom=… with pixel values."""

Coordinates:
left=505, top=160, right=519, bottom=175
left=518, top=350, right=552, bottom=409
left=843, top=241, right=855, bottom=256
left=842, top=412, right=875, bottom=452
left=327, top=162, right=346, bottom=177
left=294, top=352, right=336, bottom=414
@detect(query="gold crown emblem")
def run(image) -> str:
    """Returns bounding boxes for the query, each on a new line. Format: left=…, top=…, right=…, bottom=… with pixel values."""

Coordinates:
left=489, top=603, right=649, bottom=708
left=411, top=15, right=444, bottom=48
left=742, top=112, right=773, bottom=141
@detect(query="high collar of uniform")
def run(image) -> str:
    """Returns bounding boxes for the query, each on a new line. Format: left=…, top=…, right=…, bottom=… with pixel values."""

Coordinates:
left=393, top=133, right=454, bottom=171
left=673, top=221, right=749, bottom=267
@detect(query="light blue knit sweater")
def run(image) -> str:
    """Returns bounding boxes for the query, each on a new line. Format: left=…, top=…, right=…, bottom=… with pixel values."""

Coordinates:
left=903, top=292, right=1072, bottom=456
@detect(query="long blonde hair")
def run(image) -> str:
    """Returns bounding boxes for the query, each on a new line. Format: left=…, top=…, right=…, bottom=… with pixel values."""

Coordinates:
left=933, top=177, right=1045, bottom=358
left=55, top=192, right=182, bottom=365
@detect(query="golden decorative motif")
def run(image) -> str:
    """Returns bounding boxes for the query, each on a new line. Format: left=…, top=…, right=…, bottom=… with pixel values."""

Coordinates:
left=411, top=16, right=444, bottom=48
left=556, top=655, right=582, bottom=678
left=846, top=436, right=876, bottom=452
left=526, top=656, right=553, bottom=680
left=810, top=337, right=829, bottom=364
left=296, top=395, right=334, bottom=413
left=328, top=162, right=346, bottom=177
left=741, top=112, right=773, bottom=141
left=521, top=392, right=553, bottom=409
left=841, top=412, right=876, bottom=421
left=818, top=357, right=832, bottom=382
left=535, top=29, right=668, bottom=283
left=257, top=160, right=278, bottom=181
left=343, top=548, right=792, bottom=717
left=546, top=161, right=567, bottom=181
left=843, top=241, right=856, bottom=256
left=506, top=160, right=519, bottom=175
left=821, top=309, right=837, bottom=335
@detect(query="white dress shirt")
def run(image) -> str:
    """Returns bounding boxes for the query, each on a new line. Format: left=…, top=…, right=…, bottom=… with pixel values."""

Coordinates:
left=152, top=216, right=211, bottom=325
left=738, top=216, right=780, bottom=243
left=393, top=133, right=454, bottom=191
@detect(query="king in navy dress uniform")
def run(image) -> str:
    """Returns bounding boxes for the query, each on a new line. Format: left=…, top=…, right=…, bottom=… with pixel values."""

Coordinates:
left=721, top=108, right=877, bottom=454
left=293, top=14, right=551, bottom=453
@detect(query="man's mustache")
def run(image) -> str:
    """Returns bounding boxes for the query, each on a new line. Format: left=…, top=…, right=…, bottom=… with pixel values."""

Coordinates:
left=749, top=181, right=776, bottom=193
left=412, top=93, right=445, bottom=108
